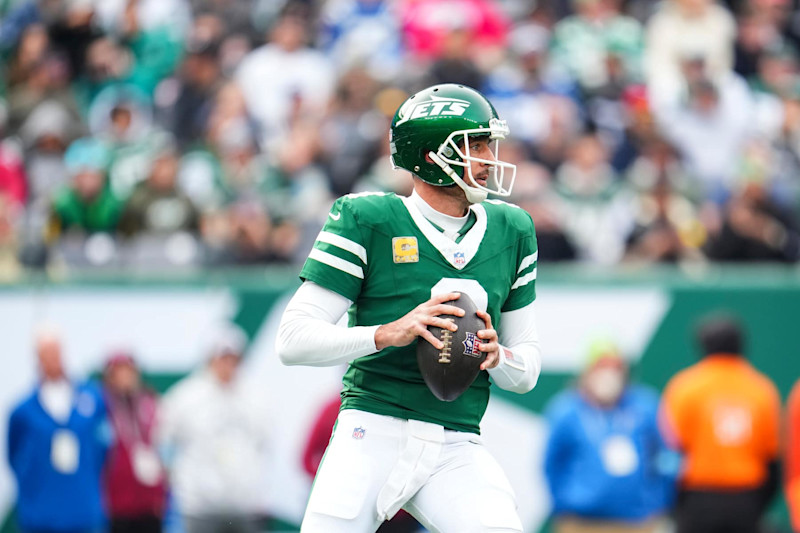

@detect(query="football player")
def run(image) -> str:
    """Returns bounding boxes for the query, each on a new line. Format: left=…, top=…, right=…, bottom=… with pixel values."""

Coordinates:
left=276, top=83, right=541, bottom=532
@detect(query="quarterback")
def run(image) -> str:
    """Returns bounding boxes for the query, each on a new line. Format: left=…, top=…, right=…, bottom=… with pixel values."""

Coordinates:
left=276, top=84, right=541, bottom=532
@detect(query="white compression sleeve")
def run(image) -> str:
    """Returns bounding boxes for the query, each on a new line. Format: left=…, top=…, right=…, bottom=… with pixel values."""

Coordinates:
left=276, top=281, right=379, bottom=367
left=277, top=281, right=542, bottom=392
left=488, top=301, right=542, bottom=394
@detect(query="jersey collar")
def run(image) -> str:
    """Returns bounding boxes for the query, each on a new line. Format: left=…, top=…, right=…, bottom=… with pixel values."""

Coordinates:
left=401, top=195, right=487, bottom=270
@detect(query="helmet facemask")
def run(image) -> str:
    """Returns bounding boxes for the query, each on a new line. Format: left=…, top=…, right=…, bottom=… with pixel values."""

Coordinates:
left=427, top=118, right=517, bottom=204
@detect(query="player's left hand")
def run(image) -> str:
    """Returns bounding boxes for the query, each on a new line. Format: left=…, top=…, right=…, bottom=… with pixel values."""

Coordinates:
left=476, top=310, right=501, bottom=370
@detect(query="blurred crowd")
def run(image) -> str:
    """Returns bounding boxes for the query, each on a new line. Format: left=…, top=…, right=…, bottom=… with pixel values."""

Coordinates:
left=2, top=0, right=800, bottom=276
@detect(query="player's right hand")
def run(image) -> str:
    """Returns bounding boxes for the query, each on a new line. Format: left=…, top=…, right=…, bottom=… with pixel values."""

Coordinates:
left=374, top=292, right=464, bottom=351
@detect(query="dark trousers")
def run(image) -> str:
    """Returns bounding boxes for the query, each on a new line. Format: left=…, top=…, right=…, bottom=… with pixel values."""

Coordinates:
left=182, top=514, right=259, bottom=533
left=110, top=515, right=162, bottom=533
left=675, top=489, right=765, bottom=533
left=23, top=530, right=102, bottom=533
left=378, top=510, right=422, bottom=533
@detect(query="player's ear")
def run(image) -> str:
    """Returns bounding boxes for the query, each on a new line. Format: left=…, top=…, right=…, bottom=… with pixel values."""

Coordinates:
left=424, top=151, right=435, bottom=164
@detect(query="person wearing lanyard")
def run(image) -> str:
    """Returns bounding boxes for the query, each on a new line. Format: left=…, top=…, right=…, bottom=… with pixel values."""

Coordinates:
left=7, top=325, right=110, bottom=533
left=102, top=352, right=166, bottom=533
left=544, top=339, right=677, bottom=533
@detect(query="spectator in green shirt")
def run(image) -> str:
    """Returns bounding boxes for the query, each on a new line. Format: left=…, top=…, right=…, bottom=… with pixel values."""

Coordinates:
left=48, top=137, right=122, bottom=240
left=550, top=0, right=644, bottom=93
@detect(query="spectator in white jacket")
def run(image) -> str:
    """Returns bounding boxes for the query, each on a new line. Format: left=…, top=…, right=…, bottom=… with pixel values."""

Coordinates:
left=654, top=70, right=756, bottom=201
left=235, top=11, right=334, bottom=152
left=645, top=0, right=737, bottom=107
left=159, top=323, right=271, bottom=533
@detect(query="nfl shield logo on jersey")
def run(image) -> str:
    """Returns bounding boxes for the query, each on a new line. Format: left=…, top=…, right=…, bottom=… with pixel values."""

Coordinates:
left=352, top=426, right=366, bottom=440
left=462, top=332, right=482, bottom=357
left=454, top=251, right=466, bottom=265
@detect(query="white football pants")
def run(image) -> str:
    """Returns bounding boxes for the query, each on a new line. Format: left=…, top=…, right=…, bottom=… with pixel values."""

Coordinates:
left=301, top=409, right=523, bottom=533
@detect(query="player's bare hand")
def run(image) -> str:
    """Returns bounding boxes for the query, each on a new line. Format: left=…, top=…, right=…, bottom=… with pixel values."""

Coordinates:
left=476, top=310, right=501, bottom=370
left=375, top=292, right=465, bottom=351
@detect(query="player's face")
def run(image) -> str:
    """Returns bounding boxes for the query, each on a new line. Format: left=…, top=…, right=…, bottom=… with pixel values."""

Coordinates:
left=464, top=137, right=496, bottom=190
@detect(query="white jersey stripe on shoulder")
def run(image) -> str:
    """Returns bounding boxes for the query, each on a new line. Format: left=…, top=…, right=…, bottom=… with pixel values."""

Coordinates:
left=485, top=199, right=522, bottom=209
left=511, top=268, right=537, bottom=290
left=517, top=251, right=539, bottom=274
left=308, top=249, right=364, bottom=279
left=316, top=231, right=368, bottom=265
left=345, top=191, right=389, bottom=199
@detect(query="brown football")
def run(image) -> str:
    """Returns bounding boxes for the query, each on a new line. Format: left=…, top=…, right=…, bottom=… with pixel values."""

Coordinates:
left=416, top=292, right=487, bottom=402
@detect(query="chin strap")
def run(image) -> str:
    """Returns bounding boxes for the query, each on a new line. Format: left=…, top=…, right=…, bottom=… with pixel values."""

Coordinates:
left=427, top=151, right=488, bottom=204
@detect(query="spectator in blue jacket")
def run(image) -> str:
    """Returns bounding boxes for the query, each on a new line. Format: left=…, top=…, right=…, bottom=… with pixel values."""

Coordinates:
left=543, top=339, right=677, bottom=533
left=7, top=325, right=110, bottom=533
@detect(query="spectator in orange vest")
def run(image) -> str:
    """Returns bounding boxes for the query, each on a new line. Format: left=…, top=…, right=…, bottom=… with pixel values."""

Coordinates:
left=786, top=379, right=800, bottom=532
left=660, top=313, right=781, bottom=533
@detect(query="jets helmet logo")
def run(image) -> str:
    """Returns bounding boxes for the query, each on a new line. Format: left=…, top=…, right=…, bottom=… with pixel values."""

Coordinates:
left=395, top=95, right=471, bottom=126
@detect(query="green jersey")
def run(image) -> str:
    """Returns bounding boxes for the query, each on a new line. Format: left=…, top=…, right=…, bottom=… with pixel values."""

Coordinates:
left=299, top=192, right=538, bottom=434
